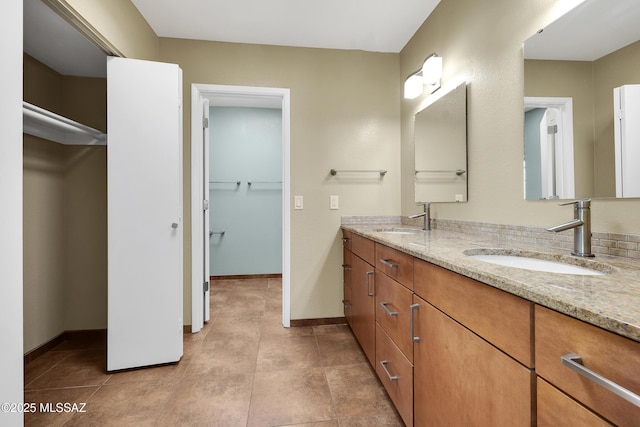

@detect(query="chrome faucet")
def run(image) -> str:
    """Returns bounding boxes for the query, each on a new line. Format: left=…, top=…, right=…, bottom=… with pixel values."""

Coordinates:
left=546, top=199, right=594, bottom=257
left=409, top=202, right=431, bottom=231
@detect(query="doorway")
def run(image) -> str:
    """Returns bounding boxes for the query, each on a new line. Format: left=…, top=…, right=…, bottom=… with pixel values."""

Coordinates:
left=209, top=106, right=282, bottom=276
left=191, top=84, right=291, bottom=332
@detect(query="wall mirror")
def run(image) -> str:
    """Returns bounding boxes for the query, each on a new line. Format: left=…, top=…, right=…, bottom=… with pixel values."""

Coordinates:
left=414, top=83, right=467, bottom=203
left=523, top=0, right=640, bottom=200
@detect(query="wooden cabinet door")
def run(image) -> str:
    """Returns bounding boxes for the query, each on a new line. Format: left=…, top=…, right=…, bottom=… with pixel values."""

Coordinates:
left=350, top=253, right=376, bottom=365
left=413, top=295, right=533, bottom=427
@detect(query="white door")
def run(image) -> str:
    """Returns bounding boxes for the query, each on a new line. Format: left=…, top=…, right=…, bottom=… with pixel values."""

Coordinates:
left=107, top=57, right=183, bottom=371
left=190, top=95, right=211, bottom=332
left=614, top=84, right=640, bottom=198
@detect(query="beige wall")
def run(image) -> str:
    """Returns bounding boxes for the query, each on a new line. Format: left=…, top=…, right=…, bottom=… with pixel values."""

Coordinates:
left=23, top=135, right=66, bottom=352
left=400, top=0, right=640, bottom=234
left=23, top=55, right=107, bottom=352
left=159, top=39, right=401, bottom=320
left=58, top=0, right=640, bottom=329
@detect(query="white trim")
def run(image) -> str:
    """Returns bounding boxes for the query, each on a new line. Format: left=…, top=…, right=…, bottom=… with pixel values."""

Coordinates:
left=1, top=0, right=24, bottom=420
left=191, top=84, right=291, bottom=329
left=190, top=87, right=204, bottom=332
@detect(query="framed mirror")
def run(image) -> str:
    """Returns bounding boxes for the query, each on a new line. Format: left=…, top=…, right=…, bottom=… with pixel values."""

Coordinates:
left=523, top=0, right=640, bottom=200
left=414, top=83, right=467, bottom=203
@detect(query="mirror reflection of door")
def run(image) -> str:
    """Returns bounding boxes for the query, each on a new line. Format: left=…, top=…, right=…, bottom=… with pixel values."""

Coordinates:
left=523, top=98, right=575, bottom=200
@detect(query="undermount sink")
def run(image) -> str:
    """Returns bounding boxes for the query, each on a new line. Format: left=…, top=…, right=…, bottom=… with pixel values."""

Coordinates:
left=464, top=249, right=610, bottom=276
left=375, top=228, right=422, bottom=235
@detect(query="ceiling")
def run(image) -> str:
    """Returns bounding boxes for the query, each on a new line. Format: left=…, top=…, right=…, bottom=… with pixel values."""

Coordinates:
left=23, top=0, right=440, bottom=79
left=23, top=0, right=108, bottom=77
left=131, top=0, right=441, bottom=53
left=24, top=0, right=640, bottom=80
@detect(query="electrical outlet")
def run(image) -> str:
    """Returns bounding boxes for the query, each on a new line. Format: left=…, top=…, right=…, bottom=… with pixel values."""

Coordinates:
left=330, top=195, right=339, bottom=210
left=294, top=195, right=303, bottom=210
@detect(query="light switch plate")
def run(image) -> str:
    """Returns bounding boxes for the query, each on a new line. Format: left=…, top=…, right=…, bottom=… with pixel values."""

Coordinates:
left=330, top=195, right=339, bottom=210
left=294, top=195, right=303, bottom=210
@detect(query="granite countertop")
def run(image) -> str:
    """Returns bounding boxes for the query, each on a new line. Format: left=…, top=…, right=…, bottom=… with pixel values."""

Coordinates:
left=342, top=224, right=640, bottom=343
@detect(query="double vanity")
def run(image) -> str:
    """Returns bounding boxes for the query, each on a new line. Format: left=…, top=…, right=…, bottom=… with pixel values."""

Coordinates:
left=341, top=221, right=640, bottom=426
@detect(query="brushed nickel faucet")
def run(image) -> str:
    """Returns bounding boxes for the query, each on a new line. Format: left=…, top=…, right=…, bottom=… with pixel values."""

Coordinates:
left=409, top=202, right=430, bottom=231
left=546, top=199, right=594, bottom=257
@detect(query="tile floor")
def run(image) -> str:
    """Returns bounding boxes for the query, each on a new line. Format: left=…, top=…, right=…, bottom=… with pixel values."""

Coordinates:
left=24, top=278, right=403, bottom=426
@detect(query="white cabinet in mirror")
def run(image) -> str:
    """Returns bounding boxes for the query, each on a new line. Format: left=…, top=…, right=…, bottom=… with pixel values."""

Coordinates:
left=523, top=0, right=640, bottom=200
left=414, top=83, right=467, bottom=204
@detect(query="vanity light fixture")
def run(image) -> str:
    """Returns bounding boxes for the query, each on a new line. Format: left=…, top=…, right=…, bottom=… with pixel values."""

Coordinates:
left=403, top=53, right=443, bottom=99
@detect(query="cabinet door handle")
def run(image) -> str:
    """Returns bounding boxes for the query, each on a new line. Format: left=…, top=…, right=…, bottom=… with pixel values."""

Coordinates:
left=561, top=353, right=640, bottom=408
left=380, top=360, right=399, bottom=381
left=380, top=302, right=399, bottom=317
left=379, top=258, right=399, bottom=269
left=341, top=264, right=352, bottom=270
left=366, top=271, right=374, bottom=296
left=410, top=303, right=421, bottom=343
left=342, top=237, right=351, bottom=242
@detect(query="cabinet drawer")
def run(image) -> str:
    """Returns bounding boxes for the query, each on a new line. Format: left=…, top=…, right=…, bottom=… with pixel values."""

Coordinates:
left=375, top=244, right=414, bottom=290
left=414, top=259, right=533, bottom=367
left=535, top=305, right=640, bottom=426
left=351, top=233, right=375, bottom=265
left=341, top=229, right=352, bottom=250
left=376, top=324, right=413, bottom=427
left=375, top=272, right=413, bottom=362
left=537, top=377, right=612, bottom=427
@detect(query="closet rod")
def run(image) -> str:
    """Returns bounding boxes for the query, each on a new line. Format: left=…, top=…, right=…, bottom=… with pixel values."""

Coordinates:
left=23, top=101, right=107, bottom=146
left=330, top=169, right=387, bottom=176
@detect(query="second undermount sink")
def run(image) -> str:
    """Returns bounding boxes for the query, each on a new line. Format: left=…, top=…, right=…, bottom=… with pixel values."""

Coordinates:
left=464, top=249, right=610, bottom=276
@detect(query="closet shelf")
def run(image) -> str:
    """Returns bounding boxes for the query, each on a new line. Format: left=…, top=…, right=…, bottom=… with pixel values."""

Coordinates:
left=23, top=101, right=107, bottom=146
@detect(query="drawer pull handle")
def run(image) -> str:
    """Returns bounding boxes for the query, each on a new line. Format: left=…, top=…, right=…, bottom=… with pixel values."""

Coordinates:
left=379, top=258, right=399, bottom=269
left=561, top=353, right=640, bottom=408
left=341, top=264, right=352, bottom=270
left=342, top=237, right=351, bottom=242
left=380, top=360, right=398, bottom=381
left=410, top=303, right=421, bottom=343
left=380, top=302, right=399, bottom=317
left=366, top=271, right=374, bottom=296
